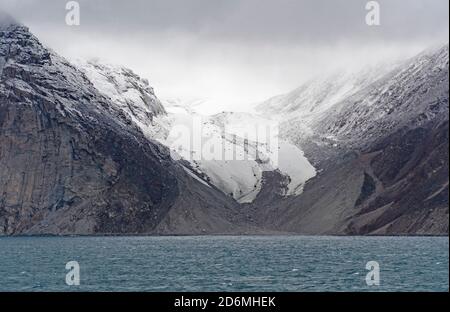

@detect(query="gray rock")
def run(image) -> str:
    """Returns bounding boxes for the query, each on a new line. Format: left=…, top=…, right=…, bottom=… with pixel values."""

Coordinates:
left=0, top=22, right=249, bottom=235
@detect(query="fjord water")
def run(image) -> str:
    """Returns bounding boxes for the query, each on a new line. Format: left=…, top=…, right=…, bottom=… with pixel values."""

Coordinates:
left=0, top=236, right=448, bottom=292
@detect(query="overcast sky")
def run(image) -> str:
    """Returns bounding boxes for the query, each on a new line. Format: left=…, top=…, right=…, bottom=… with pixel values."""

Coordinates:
left=1, top=0, right=448, bottom=111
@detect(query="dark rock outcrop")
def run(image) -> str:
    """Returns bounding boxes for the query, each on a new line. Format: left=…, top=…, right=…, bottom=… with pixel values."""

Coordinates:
left=0, top=18, right=448, bottom=236
left=0, top=22, right=249, bottom=235
left=250, top=45, right=449, bottom=235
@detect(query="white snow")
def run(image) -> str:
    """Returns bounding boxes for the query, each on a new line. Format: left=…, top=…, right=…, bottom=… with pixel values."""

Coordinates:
left=167, top=109, right=317, bottom=202
left=182, top=165, right=212, bottom=188
left=76, top=59, right=318, bottom=203
left=161, top=111, right=267, bottom=203
left=159, top=107, right=317, bottom=202
left=277, top=141, right=316, bottom=196
left=256, top=63, right=397, bottom=126
left=196, top=160, right=262, bottom=203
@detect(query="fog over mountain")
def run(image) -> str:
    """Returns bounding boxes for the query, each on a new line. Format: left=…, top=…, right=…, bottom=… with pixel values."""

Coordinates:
left=0, top=2, right=448, bottom=235
left=0, top=0, right=448, bottom=112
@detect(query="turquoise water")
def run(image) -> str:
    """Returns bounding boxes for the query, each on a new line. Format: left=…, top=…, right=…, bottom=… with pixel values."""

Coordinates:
left=0, top=236, right=448, bottom=292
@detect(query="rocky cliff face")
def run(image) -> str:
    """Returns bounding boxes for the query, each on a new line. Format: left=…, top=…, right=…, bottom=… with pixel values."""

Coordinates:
left=0, top=22, right=249, bottom=235
left=253, top=45, right=449, bottom=235
left=0, top=19, right=448, bottom=236
left=76, top=60, right=166, bottom=131
left=319, top=45, right=449, bottom=148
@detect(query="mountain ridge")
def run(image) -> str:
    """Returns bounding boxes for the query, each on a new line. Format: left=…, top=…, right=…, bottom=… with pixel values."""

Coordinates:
left=253, top=44, right=449, bottom=235
left=0, top=20, right=448, bottom=235
left=0, top=22, right=255, bottom=235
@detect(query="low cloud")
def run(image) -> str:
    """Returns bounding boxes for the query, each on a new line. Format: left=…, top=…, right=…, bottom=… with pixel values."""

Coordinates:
left=1, top=0, right=448, bottom=111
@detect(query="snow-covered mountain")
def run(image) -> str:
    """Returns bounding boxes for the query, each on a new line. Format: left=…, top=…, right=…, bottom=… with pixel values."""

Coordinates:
left=185, top=112, right=316, bottom=202
left=75, top=60, right=167, bottom=139
left=74, top=44, right=448, bottom=218
left=253, top=44, right=449, bottom=235
left=254, top=61, right=401, bottom=162
left=256, top=63, right=396, bottom=123
left=257, top=45, right=449, bottom=155
left=1, top=15, right=447, bottom=235
left=75, top=62, right=318, bottom=203
left=0, top=20, right=252, bottom=235
left=317, top=45, right=449, bottom=147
